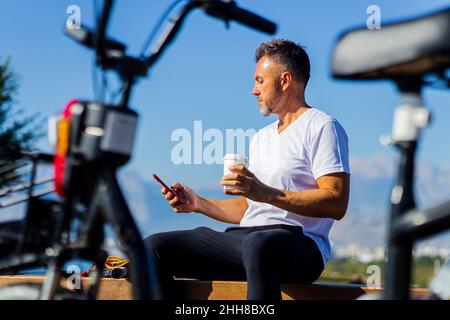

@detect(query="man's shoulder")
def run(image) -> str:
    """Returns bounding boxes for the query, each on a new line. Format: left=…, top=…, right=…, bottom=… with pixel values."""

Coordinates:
left=304, top=108, right=348, bottom=142
left=306, top=108, right=337, bottom=127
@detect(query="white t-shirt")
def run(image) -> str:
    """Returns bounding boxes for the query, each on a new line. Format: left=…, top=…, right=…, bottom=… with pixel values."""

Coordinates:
left=240, top=108, right=350, bottom=265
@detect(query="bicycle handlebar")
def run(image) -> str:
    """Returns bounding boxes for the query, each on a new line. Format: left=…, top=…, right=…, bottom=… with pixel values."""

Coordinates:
left=65, top=0, right=277, bottom=79
left=202, top=0, right=276, bottom=35
left=65, top=25, right=126, bottom=53
left=65, top=0, right=123, bottom=65
left=148, top=0, right=276, bottom=72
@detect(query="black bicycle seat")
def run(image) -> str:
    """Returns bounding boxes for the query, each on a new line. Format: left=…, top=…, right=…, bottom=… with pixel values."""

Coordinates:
left=332, top=7, right=450, bottom=80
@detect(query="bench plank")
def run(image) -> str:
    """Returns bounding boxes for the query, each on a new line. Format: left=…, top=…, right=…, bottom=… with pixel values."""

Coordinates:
left=176, top=280, right=430, bottom=300
left=0, top=276, right=431, bottom=300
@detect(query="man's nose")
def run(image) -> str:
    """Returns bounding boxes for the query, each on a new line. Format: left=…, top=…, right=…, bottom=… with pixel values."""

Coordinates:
left=252, top=86, right=260, bottom=96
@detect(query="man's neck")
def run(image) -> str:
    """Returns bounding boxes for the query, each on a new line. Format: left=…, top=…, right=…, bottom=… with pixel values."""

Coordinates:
left=277, top=101, right=310, bottom=129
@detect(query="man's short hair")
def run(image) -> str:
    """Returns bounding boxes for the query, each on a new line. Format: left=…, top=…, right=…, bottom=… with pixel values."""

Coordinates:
left=255, top=39, right=311, bottom=89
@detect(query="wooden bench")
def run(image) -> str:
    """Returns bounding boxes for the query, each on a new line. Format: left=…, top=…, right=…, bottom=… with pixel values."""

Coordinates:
left=176, top=280, right=433, bottom=300
left=0, top=275, right=432, bottom=300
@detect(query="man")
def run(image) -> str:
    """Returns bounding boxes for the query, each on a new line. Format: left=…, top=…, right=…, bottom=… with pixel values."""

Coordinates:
left=145, top=39, right=350, bottom=300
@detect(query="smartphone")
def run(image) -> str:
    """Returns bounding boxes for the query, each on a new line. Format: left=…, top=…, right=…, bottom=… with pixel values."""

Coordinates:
left=152, top=173, right=185, bottom=202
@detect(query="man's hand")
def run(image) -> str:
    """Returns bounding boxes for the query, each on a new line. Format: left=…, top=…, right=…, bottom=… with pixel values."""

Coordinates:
left=162, top=182, right=200, bottom=213
left=220, top=165, right=280, bottom=202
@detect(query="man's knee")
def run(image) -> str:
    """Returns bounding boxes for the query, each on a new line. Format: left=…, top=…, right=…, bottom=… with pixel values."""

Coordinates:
left=144, top=232, right=176, bottom=259
left=144, top=227, right=213, bottom=258
left=242, top=232, right=278, bottom=261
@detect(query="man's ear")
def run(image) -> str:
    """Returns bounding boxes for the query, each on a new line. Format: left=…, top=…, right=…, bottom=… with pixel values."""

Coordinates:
left=280, top=71, right=292, bottom=91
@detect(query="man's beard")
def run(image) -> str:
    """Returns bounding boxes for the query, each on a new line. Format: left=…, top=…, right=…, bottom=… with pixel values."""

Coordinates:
left=260, top=104, right=271, bottom=117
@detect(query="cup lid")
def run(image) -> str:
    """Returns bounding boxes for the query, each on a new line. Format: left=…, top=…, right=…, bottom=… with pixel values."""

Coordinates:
left=223, top=153, right=247, bottom=161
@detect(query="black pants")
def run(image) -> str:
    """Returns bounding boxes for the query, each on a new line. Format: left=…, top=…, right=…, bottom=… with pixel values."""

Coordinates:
left=144, top=224, right=324, bottom=300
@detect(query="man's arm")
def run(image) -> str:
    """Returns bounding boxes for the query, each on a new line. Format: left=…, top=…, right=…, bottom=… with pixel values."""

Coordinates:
left=221, top=166, right=350, bottom=220
left=195, top=197, right=248, bottom=224
left=267, top=172, right=349, bottom=220
left=164, top=183, right=248, bottom=224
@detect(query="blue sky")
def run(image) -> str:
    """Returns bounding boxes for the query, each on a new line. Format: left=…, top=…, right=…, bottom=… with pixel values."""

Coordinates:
left=2, top=0, right=450, bottom=190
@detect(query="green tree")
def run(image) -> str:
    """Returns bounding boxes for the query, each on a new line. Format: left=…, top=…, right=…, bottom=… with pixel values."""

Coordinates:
left=0, top=57, right=43, bottom=187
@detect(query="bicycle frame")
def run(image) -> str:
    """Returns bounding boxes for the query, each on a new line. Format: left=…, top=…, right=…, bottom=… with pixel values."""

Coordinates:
left=331, top=5, right=450, bottom=299
left=382, top=77, right=450, bottom=299
left=39, top=162, right=152, bottom=299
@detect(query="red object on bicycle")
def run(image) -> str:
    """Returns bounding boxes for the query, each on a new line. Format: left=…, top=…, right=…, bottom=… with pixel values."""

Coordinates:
left=54, top=99, right=79, bottom=197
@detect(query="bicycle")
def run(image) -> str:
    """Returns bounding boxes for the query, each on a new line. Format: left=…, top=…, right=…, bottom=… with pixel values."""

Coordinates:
left=0, top=0, right=276, bottom=300
left=331, top=6, right=450, bottom=299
